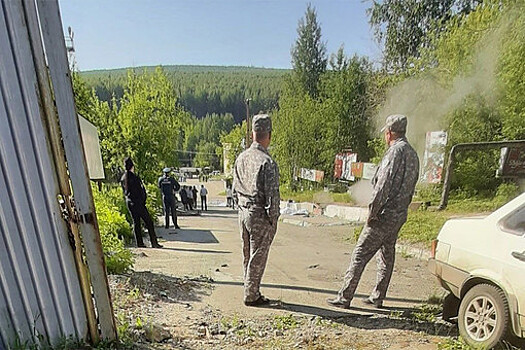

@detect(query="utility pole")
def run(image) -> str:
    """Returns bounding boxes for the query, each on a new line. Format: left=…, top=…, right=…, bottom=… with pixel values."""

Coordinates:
left=65, top=26, right=76, bottom=71
left=245, top=98, right=252, bottom=147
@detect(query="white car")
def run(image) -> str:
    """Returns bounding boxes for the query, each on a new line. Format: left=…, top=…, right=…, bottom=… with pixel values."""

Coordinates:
left=428, top=192, right=525, bottom=348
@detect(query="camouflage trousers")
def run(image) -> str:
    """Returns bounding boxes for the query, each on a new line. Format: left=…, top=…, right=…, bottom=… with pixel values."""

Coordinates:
left=338, top=219, right=404, bottom=304
left=238, top=207, right=277, bottom=302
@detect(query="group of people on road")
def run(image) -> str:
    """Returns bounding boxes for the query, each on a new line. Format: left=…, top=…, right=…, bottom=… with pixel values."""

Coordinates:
left=120, top=162, right=210, bottom=248
left=121, top=112, right=419, bottom=311
left=179, top=185, right=200, bottom=211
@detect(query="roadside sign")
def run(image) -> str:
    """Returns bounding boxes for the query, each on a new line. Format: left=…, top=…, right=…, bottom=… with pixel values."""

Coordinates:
left=498, top=147, right=525, bottom=178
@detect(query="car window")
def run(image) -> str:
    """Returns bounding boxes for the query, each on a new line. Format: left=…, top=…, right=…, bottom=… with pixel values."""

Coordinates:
left=499, top=204, right=525, bottom=236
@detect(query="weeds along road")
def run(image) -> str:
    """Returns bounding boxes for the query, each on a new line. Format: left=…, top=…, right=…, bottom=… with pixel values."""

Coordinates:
left=125, top=205, right=454, bottom=349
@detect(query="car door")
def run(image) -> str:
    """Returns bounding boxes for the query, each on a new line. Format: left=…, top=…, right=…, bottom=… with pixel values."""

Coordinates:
left=497, top=203, right=525, bottom=333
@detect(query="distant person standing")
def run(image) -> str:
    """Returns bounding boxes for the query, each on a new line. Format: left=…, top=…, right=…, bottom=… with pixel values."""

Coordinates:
left=226, top=186, right=233, bottom=208
left=233, top=114, right=280, bottom=306
left=192, top=186, right=198, bottom=209
left=328, top=115, right=419, bottom=309
left=179, top=186, right=189, bottom=211
left=200, top=184, right=208, bottom=211
left=158, top=168, right=181, bottom=230
left=186, top=186, right=194, bottom=210
left=121, top=157, right=163, bottom=248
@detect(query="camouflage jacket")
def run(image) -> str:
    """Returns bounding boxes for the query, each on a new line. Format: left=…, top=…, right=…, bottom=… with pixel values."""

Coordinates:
left=369, top=137, right=419, bottom=224
left=233, top=142, right=280, bottom=221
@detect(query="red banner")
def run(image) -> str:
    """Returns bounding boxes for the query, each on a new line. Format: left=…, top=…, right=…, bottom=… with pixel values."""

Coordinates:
left=351, top=162, right=364, bottom=178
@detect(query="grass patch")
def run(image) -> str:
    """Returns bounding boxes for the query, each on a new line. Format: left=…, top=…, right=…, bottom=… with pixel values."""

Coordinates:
left=272, top=314, right=299, bottom=331
left=280, top=188, right=354, bottom=204
left=280, top=188, right=316, bottom=203
left=398, top=190, right=516, bottom=245
left=438, top=338, right=474, bottom=350
left=447, top=198, right=504, bottom=213
left=412, top=303, right=442, bottom=323
left=331, top=192, right=353, bottom=203
left=398, top=210, right=450, bottom=245
left=438, top=337, right=522, bottom=350
left=352, top=203, right=489, bottom=245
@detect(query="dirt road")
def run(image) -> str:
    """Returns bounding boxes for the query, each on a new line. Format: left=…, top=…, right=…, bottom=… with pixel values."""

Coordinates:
left=123, top=205, right=455, bottom=349
left=136, top=205, right=439, bottom=307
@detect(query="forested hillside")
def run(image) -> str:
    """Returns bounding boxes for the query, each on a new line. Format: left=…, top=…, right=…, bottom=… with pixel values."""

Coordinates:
left=81, top=65, right=287, bottom=123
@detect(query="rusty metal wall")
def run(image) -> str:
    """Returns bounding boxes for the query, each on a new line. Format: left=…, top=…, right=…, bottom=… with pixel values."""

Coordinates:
left=0, top=0, right=88, bottom=347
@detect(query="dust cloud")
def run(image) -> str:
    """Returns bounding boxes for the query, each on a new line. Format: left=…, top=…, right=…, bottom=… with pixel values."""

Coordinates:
left=349, top=179, right=373, bottom=207
left=375, top=13, right=510, bottom=156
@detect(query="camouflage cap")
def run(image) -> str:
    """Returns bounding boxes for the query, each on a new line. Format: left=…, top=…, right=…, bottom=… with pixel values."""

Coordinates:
left=381, top=114, right=407, bottom=134
left=252, top=114, right=272, bottom=133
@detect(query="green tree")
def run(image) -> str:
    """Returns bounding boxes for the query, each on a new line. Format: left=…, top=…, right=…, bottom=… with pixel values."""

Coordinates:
left=219, top=121, right=247, bottom=174
left=397, top=0, right=525, bottom=195
left=193, top=141, right=220, bottom=169
left=117, top=67, right=191, bottom=183
left=72, top=72, right=125, bottom=181
left=322, top=54, right=373, bottom=160
left=367, top=0, right=483, bottom=71
left=291, top=3, right=327, bottom=98
left=273, top=49, right=374, bottom=184
left=498, top=1, right=525, bottom=140
left=183, top=113, right=235, bottom=166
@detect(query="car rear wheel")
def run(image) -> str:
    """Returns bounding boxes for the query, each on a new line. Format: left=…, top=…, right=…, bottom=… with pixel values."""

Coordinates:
left=458, top=284, right=509, bottom=349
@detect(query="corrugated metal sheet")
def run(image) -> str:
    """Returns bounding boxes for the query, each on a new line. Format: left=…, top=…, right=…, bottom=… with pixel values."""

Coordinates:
left=0, top=0, right=88, bottom=347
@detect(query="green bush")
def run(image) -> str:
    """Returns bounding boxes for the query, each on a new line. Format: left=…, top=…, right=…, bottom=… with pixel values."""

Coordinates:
left=437, top=337, right=474, bottom=350
left=280, top=187, right=316, bottom=203
left=93, top=186, right=134, bottom=274
left=331, top=182, right=349, bottom=193
left=414, top=183, right=442, bottom=203
left=94, top=186, right=133, bottom=241
left=494, top=182, right=520, bottom=205
left=145, top=183, right=163, bottom=225
left=367, top=137, right=387, bottom=164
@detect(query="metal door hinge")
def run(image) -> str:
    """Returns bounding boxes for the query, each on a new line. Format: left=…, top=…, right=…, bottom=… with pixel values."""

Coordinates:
left=58, top=194, right=77, bottom=250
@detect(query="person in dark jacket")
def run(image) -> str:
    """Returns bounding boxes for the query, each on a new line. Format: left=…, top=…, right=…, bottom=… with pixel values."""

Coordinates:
left=121, top=157, right=162, bottom=248
left=191, top=186, right=195, bottom=210
left=158, top=168, right=181, bottom=230
left=179, top=185, right=189, bottom=210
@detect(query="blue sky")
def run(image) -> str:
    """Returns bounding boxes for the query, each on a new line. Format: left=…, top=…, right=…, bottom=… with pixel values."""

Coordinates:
left=59, top=0, right=380, bottom=71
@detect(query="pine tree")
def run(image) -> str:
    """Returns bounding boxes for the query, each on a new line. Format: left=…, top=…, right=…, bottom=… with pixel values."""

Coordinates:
left=291, top=4, right=327, bottom=99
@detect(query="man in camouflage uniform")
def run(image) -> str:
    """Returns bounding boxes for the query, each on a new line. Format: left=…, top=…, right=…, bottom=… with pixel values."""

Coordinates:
left=233, top=114, right=280, bottom=307
left=328, top=114, right=419, bottom=309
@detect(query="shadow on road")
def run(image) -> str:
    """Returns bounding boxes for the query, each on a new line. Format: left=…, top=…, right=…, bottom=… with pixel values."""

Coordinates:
left=117, top=271, right=213, bottom=303
left=198, top=208, right=238, bottom=218
left=210, top=279, right=426, bottom=304
left=261, top=300, right=456, bottom=337
left=207, top=280, right=457, bottom=336
left=158, top=247, right=232, bottom=254
left=159, top=229, right=219, bottom=243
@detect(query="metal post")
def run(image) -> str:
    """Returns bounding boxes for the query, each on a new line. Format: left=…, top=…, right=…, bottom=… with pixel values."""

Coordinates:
left=438, top=146, right=457, bottom=210
left=36, top=0, right=117, bottom=341
left=21, top=0, right=99, bottom=343
left=438, top=140, right=525, bottom=210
